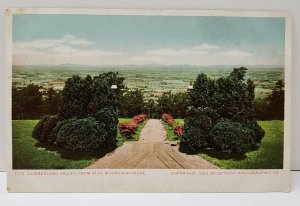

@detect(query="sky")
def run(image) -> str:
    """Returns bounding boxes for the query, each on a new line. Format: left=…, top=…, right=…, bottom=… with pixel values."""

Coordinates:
left=12, top=14, right=285, bottom=66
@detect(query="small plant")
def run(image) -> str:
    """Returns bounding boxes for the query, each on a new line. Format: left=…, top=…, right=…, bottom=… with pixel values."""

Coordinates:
left=162, top=113, right=174, bottom=126
left=133, top=114, right=148, bottom=124
left=118, top=121, right=138, bottom=137
left=174, top=125, right=184, bottom=137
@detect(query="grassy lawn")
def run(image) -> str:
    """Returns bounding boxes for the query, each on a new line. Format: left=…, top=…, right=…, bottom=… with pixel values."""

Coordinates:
left=12, top=120, right=102, bottom=169
left=13, top=118, right=147, bottom=169
left=116, top=118, right=147, bottom=146
left=199, top=121, right=284, bottom=169
left=161, top=119, right=184, bottom=141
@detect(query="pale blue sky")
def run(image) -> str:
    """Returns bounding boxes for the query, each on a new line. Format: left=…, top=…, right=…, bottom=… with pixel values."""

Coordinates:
left=12, top=14, right=285, bottom=66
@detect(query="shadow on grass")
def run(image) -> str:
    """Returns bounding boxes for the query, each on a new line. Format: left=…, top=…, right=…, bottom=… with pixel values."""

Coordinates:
left=198, top=148, right=247, bottom=160
left=179, top=142, right=247, bottom=160
left=34, top=142, right=117, bottom=161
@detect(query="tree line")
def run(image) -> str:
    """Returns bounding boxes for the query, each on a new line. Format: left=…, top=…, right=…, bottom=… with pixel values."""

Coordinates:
left=12, top=71, right=284, bottom=120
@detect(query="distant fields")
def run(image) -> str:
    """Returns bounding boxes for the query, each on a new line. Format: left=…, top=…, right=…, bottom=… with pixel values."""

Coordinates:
left=13, top=65, right=284, bottom=100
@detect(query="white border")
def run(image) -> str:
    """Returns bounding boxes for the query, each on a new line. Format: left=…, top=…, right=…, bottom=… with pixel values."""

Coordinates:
left=5, top=8, right=292, bottom=192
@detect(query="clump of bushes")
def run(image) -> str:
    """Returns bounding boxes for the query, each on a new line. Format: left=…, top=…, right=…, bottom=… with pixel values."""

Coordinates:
left=133, top=114, right=148, bottom=124
left=209, top=119, right=257, bottom=154
left=32, top=73, right=119, bottom=152
left=174, top=125, right=184, bottom=137
left=118, top=121, right=138, bottom=137
left=180, top=67, right=265, bottom=155
left=118, top=114, right=148, bottom=138
left=55, top=118, right=107, bottom=151
left=162, top=113, right=174, bottom=126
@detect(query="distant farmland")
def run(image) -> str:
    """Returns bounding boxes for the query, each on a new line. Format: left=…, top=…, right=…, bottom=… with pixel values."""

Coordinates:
left=12, top=65, right=284, bottom=100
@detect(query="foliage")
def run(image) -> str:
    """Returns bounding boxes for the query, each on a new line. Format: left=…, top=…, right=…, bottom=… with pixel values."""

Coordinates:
left=133, top=114, right=148, bottom=124
left=32, top=115, right=50, bottom=142
left=93, top=107, right=118, bottom=147
left=42, top=88, right=62, bottom=115
left=180, top=107, right=218, bottom=152
left=199, top=121, right=283, bottom=169
left=174, top=125, right=184, bottom=137
left=95, top=71, right=125, bottom=109
left=56, top=118, right=107, bottom=152
left=13, top=120, right=104, bottom=169
left=59, top=75, right=93, bottom=119
left=157, top=92, right=189, bottom=118
left=119, top=89, right=146, bottom=117
left=181, top=67, right=264, bottom=155
left=267, top=80, right=284, bottom=120
left=118, top=121, right=138, bottom=137
left=12, top=84, right=43, bottom=119
left=209, top=119, right=257, bottom=154
left=162, top=113, right=174, bottom=126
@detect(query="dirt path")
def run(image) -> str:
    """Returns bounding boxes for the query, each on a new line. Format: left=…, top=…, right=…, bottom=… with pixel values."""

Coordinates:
left=87, top=119, right=218, bottom=169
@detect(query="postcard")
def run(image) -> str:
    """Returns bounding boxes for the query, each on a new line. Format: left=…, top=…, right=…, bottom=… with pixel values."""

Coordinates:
left=6, top=8, right=292, bottom=192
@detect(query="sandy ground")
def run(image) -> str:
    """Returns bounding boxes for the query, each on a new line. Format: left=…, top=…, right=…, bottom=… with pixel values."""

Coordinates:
left=87, top=119, right=218, bottom=169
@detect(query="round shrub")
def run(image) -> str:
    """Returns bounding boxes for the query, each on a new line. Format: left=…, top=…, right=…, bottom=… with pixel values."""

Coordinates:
left=180, top=126, right=208, bottom=153
left=55, top=117, right=107, bottom=152
left=93, top=107, right=118, bottom=147
left=209, top=119, right=256, bottom=154
left=242, top=121, right=265, bottom=143
left=32, top=115, right=51, bottom=142
left=174, top=125, right=184, bottom=137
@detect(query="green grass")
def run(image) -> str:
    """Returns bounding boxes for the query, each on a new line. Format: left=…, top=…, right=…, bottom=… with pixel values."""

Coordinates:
left=162, top=118, right=184, bottom=141
left=199, top=121, right=284, bottom=169
left=174, top=119, right=184, bottom=126
left=13, top=118, right=147, bottom=169
left=12, top=120, right=103, bottom=169
left=116, top=118, right=147, bottom=146
left=162, top=121, right=180, bottom=141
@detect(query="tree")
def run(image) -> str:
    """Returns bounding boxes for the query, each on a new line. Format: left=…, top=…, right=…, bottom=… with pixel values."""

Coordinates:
left=267, top=80, right=284, bottom=120
left=12, top=84, right=43, bottom=119
left=180, top=67, right=264, bottom=154
left=119, top=89, right=146, bottom=117
left=43, top=88, right=62, bottom=115
left=59, top=75, right=93, bottom=119
left=95, top=71, right=125, bottom=109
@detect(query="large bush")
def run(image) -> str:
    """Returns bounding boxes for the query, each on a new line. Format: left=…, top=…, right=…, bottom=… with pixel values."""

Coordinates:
left=32, top=72, right=120, bottom=152
left=32, top=115, right=50, bottom=142
left=32, top=115, right=61, bottom=143
left=59, top=75, right=93, bottom=119
left=209, top=119, right=257, bottom=154
left=180, top=107, right=217, bottom=152
left=55, top=118, right=107, bottom=152
left=181, top=67, right=265, bottom=155
left=93, top=107, right=118, bottom=147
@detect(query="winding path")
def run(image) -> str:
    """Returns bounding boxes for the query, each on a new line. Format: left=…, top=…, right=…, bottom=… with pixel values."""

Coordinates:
left=87, top=119, right=218, bottom=169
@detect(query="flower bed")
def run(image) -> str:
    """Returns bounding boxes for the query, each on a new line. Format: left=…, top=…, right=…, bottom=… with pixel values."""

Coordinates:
left=162, top=113, right=174, bottom=126
left=174, top=125, right=184, bottom=137
left=119, top=114, right=148, bottom=138
left=133, top=114, right=148, bottom=124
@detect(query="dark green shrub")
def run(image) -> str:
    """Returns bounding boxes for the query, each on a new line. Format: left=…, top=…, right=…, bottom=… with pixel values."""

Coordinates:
left=179, top=126, right=208, bottom=153
left=40, top=115, right=61, bottom=144
left=93, top=107, right=118, bottom=147
left=32, top=115, right=50, bottom=142
left=242, top=121, right=265, bottom=143
left=209, top=119, right=256, bottom=154
left=56, top=118, right=107, bottom=152
left=180, top=107, right=217, bottom=153
left=59, top=75, right=93, bottom=119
